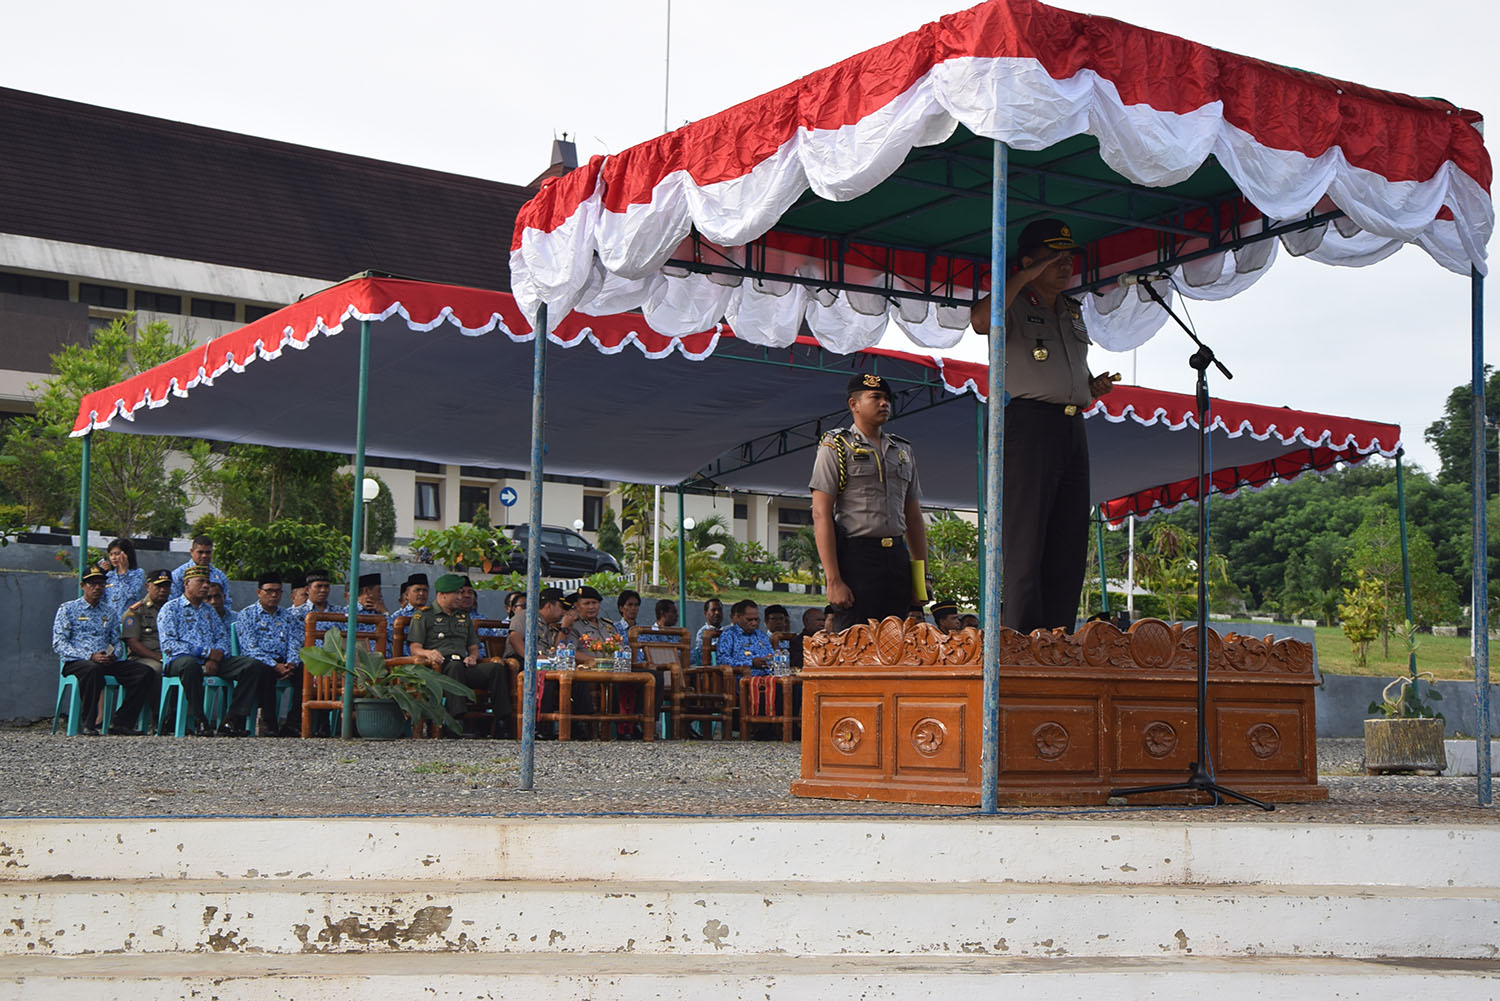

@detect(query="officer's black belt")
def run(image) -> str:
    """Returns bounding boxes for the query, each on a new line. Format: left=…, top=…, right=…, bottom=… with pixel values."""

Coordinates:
left=841, top=535, right=905, bottom=549
left=1007, top=396, right=1083, bottom=418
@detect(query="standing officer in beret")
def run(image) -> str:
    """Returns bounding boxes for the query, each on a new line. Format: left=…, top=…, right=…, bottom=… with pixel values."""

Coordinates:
left=810, top=372, right=929, bottom=632
left=408, top=573, right=510, bottom=737
left=971, top=217, right=1118, bottom=634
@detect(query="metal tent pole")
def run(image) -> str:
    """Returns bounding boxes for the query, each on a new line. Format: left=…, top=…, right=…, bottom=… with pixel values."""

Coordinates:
left=981, top=140, right=1008, bottom=815
left=1095, top=510, right=1110, bottom=615
left=77, top=433, right=91, bottom=595
left=677, top=487, right=687, bottom=617
left=520, top=303, right=549, bottom=791
left=1472, top=269, right=1491, bottom=806
left=975, top=398, right=986, bottom=619
left=340, top=319, right=371, bottom=739
left=1396, top=451, right=1416, bottom=680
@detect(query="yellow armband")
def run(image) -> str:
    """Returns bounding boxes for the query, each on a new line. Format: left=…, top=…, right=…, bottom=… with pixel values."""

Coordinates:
left=909, top=559, right=928, bottom=603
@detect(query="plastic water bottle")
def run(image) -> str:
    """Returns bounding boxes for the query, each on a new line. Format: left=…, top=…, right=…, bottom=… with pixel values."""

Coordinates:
left=557, top=643, right=574, bottom=671
left=772, top=648, right=790, bottom=676
left=613, top=647, right=631, bottom=672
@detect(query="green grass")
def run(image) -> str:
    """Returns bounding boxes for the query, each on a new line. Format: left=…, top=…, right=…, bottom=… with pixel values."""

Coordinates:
left=1312, top=625, right=1474, bottom=680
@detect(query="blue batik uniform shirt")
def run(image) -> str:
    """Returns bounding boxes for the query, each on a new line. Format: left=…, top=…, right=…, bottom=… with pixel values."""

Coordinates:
left=158, top=595, right=229, bottom=663
left=169, top=561, right=233, bottom=611
left=102, top=568, right=145, bottom=622
left=234, top=603, right=302, bottom=665
left=52, top=597, right=120, bottom=661
left=715, top=623, right=774, bottom=674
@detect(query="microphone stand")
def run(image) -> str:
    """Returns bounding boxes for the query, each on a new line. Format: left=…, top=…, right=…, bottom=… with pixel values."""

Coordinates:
left=1109, top=279, right=1273, bottom=811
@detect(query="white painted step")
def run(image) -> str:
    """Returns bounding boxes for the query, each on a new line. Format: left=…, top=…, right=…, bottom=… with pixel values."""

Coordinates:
left=3, top=953, right=1499, bottom=1001
left=6, top=818, right=1499, bottom=888
left=6, top=877, right=1499, bottom=959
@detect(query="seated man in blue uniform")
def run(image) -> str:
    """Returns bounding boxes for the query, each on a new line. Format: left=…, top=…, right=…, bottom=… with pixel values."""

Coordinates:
left=233, top=573, right=303, bottom=736
left=158, top=565, right=274, bottom=736
left=52, top=566, right=159, bottom=735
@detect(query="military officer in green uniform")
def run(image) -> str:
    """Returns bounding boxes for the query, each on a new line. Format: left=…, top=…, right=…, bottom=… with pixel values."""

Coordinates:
left=810, top=372, right=929, bottom=632
left=408, top=573, right=511, bottom=737
left=121, top=568, right=173, bottom=675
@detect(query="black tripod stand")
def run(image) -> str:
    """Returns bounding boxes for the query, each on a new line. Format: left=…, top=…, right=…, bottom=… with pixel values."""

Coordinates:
left=1109, top=279, right=1273, bottom=811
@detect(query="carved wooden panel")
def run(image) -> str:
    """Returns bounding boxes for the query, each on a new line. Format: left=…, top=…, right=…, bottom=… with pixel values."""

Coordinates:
left=1214, top=705, right=1305, bottom=775
left=894, top=697, right=969, bottom=777
left=998, top=701, right=1100, bottom=777
left=1113, top=702, right=1198, bottom=774
left=811, top=697, right=883, bottom=772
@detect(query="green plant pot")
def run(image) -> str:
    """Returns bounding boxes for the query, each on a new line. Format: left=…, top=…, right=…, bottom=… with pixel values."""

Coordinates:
left=1364, top=717, right=1446, bottom=774
left=353, top=698, right=407, bottom=740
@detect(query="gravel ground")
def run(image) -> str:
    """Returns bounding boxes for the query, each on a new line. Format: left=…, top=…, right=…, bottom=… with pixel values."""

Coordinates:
left=1, top=727, right=1493, bottom=823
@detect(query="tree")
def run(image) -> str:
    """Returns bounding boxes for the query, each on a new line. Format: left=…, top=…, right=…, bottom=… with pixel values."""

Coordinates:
left=0, top=314, right=212, bottom=536
left=597, top=505, right=624, bottom=560
left=333, top=471, right=396, bottom=552
left=212, top=445, right=345, bottom=526
left=1424, top=364, right=1500, bottom=497
left=1347, top=507, right=1458, bottom=649
left=1338, top=572, right=1383, bottom=668
left=206, top=518, right=351, bottom=582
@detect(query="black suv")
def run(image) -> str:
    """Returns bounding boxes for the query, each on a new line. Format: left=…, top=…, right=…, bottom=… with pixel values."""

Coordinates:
left=505, top=525, right=621, bottom=577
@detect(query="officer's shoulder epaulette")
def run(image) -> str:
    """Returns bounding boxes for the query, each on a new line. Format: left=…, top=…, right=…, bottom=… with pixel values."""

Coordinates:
left=127, top=599, right=144, bottom=611
left=819, top=427, right=852, bottom=447
left=1063, top=296, right=1083, bottom=317
left=887, top=432, right=911, bottom=445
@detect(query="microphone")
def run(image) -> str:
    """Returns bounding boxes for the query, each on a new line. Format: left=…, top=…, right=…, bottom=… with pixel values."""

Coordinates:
left=1117, top=271, right=1170, bottom=287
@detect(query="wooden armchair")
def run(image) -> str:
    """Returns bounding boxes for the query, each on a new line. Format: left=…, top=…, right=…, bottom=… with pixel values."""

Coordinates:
left=737, top=630, right=803, bottom=741
left=300, top=613, right=388, bottom=738
left=634, top=625, right=735, bottom=739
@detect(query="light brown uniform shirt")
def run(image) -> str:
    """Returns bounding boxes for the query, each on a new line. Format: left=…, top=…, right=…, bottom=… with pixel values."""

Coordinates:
left=809, top=426, right=922, bottom=538
left=1005, top=290, right=1093, bottom=406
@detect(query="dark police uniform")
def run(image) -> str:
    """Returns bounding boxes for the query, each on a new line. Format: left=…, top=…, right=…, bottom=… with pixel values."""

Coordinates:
left=408, top=600, right=512, bottom=736
left=1002, top=228, right=1096, bottom=635
left=810, top=387, right=923, bottom=631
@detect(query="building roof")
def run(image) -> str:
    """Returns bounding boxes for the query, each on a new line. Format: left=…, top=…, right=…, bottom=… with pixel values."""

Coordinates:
left=0, top=87, right=531, bottom=291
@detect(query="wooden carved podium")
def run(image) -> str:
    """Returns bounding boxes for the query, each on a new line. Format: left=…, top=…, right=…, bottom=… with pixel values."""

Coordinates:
left=790, top=616, right=1326, bottom=806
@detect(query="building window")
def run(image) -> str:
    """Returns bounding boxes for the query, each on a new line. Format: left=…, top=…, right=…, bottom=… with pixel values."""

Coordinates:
left=733, top=502, right=748, bottom=520
left=135, top=291, right=182, bottom=314
left=459, top=484, right=491, bottom=523
left=415, top=482, right=440, bottom=521
left=581, top=494, right=605, bottom=532
left=0, top=271, right=68, bottom=300
left=79, top=283, right=128, bottom=309
left=244, top=305, right=277, bottom=322
left=191, top=298, right=236, bottom=321
left=778, top=507, right=813, bottom=526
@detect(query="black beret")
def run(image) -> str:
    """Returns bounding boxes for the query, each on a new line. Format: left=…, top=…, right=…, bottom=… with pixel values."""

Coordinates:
left=539, top=586, right=566, bottom=606
left=576, top=585, right=602, bottom=601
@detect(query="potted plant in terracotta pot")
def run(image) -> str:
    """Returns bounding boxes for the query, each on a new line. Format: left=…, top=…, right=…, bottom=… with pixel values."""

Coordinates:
left=1364, top=669, right=1446, bottom=775
left=301, top=626, right=473, bottom=739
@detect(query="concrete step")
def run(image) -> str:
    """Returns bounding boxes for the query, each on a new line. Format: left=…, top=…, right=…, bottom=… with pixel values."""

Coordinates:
left=6, top=818, right=1500, bottom=888
left=3, top=953, right=1499, bottom=1001
left=6, top=877, right=1499, bottom=959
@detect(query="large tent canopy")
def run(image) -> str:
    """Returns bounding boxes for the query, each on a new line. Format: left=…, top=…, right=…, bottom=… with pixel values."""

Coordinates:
left=72, top=276, right=1399, bottom=519
left=509, top=0, right=1490, bottom=355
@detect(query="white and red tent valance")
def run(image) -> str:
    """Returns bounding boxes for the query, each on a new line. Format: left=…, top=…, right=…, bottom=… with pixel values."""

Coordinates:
left=72, top=277, right=1399, bottom=520
left=510, top=0, right=1491, bottom=356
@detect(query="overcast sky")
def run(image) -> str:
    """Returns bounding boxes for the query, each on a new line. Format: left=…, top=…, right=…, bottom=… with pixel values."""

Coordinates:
left=4, top=0, right=1495, bottom=474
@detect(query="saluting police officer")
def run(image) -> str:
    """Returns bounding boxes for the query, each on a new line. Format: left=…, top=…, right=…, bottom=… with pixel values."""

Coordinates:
left=972, top=217, right=1118, bottom=634
left=408, top=574, right=511, bottom=737
left=810, top=372, right=929, bottom=632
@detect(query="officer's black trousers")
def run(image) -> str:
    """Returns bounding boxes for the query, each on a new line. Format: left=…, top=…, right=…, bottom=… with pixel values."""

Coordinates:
left=62, top=658, right=158, bottom=730
left=829, top=535, right=912, bottom=632
left=1002, top=400, right=1090, bottom=635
